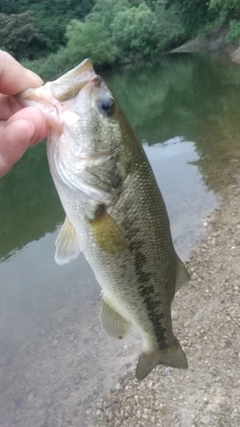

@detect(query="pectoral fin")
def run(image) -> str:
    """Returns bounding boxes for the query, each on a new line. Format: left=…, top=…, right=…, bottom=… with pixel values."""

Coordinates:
left=175, top=256, right=190, bottom=293
left=55, top=217, right=81, bottom=265
left=101, top=296, right=131, bottom=339
left=88, top=210, right=128, bottom=254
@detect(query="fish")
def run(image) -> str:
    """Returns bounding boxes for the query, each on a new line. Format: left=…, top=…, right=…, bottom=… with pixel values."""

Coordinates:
left=17, top=59, right=190, bottom=381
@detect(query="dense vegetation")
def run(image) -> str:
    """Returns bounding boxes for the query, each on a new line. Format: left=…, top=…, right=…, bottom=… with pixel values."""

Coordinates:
left=1, top=0, right=240, bottom=79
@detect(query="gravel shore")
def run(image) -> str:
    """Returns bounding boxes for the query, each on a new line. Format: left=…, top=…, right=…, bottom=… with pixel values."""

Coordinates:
left=82, top=188, right=240, bottom=427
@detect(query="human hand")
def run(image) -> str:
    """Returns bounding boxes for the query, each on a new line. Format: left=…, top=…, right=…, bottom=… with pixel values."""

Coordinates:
left=0, top=51, right=48, bottom=177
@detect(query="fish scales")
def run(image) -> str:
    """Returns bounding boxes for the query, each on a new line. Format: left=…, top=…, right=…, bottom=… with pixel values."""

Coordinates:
left=17, top=59, right=190, bottom=380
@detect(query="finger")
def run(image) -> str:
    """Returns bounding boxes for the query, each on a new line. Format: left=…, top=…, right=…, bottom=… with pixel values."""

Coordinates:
left=0, top=120, right=34, bottom=177
left=0, top=94, right=23, bottom=120
left=6, top=107, right=48, bottom=145
left=0, top=51, right=43, bottom=95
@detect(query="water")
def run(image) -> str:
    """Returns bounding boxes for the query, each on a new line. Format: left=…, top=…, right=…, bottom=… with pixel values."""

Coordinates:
left=1, top=53, right=240, bottom=426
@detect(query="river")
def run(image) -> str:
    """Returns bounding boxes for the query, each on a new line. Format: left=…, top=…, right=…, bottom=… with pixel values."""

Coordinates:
left=1, top=53, right=240, bottom=426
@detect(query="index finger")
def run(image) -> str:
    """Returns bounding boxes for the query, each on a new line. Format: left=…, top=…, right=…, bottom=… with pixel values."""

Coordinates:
left=0, top=51, right=44, bottom=95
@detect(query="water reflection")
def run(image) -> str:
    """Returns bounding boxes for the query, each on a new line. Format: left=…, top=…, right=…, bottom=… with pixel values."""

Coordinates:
left=143, top=138, right=217, bottom=259
left=106, top=53, right=240, bottom=194
left=0, top=144, right=63, bottom=261
left=1, top=53, right=240, bottom=426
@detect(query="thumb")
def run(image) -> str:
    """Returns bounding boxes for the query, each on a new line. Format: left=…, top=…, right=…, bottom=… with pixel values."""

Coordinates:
left=0, top=119, right=34, bottom=177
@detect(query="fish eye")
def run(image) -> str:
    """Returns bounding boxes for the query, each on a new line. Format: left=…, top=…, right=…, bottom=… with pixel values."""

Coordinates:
left=98, top=97, right=115, bottom=117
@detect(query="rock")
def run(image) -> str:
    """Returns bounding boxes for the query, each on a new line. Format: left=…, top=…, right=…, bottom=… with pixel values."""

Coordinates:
left=108, top=411, right=114, bottom=422
left=96, top=400, right=103, bottom=410
left=136, top=410, right=141, bottom=418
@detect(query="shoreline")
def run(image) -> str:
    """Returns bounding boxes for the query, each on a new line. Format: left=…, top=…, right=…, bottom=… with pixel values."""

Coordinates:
left=81, top=51, right=240, bottom=426
left=82, top=186, right=240, bottom=427
left=170, top=29, right=240, bottom=65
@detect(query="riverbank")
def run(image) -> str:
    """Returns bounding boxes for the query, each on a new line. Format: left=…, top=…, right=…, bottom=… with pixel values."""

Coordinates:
left=79, top=50, right=240, bottom=426
left=82, top=183, right=240, bottom=427
left=170, top=28, right=240, bottom=65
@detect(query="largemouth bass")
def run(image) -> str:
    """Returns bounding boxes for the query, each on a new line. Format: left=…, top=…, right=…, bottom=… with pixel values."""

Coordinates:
left=18, top=59, right=190, bottom=380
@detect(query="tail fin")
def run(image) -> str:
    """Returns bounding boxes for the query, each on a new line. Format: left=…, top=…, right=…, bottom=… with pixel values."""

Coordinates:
left=136, top=338, right=188, bottom=381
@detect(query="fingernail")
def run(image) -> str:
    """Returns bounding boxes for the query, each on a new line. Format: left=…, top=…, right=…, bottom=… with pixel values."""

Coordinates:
left=26, top=69, right=44, bottom=87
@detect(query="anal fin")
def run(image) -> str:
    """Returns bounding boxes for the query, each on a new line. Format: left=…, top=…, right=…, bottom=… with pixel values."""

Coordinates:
left=101, top=297, right=131, bottom=339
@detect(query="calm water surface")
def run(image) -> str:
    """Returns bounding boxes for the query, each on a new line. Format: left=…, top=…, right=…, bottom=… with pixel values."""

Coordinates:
left=1, top=53, right=240, bottom=426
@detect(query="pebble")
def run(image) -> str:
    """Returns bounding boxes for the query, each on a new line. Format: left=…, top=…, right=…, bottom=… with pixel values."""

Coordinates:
left=107, top=411, right=114, bottom=422
left=136, top=409, right=141, bottom=418
left=96, top=400, right=103, bottom=409
left=28, top=393, right=33, bottom=402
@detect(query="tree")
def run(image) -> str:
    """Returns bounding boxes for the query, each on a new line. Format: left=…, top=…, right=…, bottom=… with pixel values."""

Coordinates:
left=155, top=3, right=187, bottom=51
left=0, top=11, right=45, bottom=60
left=112, top=3, right=158, bottom=57
left=66, top=19, right=119, bottom=67
left=0, top=0, right=96, bottom=59
left=209, top=0, right=240, bottom=21
left=165, top=0, right=209, bottom=35
left=88, top=0, right=131, bottom=31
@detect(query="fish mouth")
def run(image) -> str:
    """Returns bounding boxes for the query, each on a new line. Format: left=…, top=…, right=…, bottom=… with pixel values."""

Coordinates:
left=17, top=58, right=103, bottom=129
left=51, top=58, right=101, bottom=102
left=19, top=58, right=101, bottom=104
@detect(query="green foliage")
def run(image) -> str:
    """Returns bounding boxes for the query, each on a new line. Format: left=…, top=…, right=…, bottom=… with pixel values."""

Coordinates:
left=112, top=3, right=158, bottom=57
left=66, top=19, right=119, bottom=67
left=209, top=0, right=240, bottom=18
left=0, top=11, right=45, bottom=60
left=155, top=4, right=187, bottom=51
left=0, top=0, right=96, bottom=59
left=23, top=48, right=72, bottom=81
left=204, top=0, right=240, bottom=38
left=164, top=0, right=240, bottom=41
left=226, top=20, right=240, bottom=44
left=7, top=0, right=240, bottom=76
left=165, top=0, right=209, bottom=36
left=88, top=0, right=131, bottom=31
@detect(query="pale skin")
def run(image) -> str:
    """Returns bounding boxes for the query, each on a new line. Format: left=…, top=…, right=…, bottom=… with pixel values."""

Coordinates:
left=0, top=51, right=48, bottom=177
